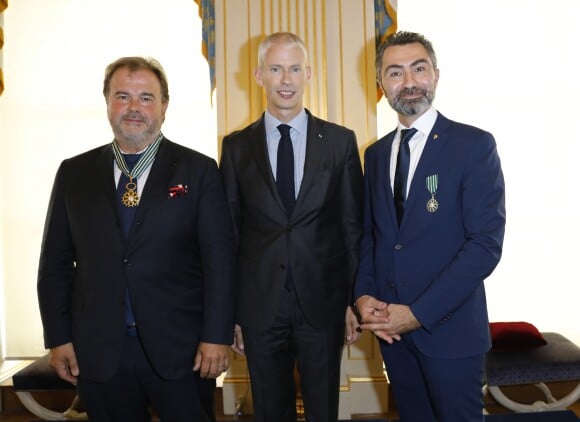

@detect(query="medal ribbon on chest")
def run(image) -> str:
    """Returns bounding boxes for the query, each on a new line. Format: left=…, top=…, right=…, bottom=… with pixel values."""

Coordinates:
left=112, top=133, right=163, bottom=207
left=426, top=174, right=439, bottom=212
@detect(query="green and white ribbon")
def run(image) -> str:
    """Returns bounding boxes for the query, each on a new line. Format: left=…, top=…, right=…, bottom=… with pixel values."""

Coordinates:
left=111, top=132, right=163, bottom=180
left=426, top=174, right=439, bottom=213
left=426, top=174, right=438, bottom=195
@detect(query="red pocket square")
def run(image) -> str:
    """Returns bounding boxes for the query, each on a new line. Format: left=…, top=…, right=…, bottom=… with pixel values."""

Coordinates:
left=168, top=184, right=189, bottom=198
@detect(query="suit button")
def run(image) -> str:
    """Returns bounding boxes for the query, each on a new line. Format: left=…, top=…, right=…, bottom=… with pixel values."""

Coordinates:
left=394, top=244, right=402, bottom=250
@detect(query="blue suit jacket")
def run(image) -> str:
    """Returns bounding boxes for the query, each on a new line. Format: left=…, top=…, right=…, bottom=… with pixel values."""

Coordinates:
left=355, top=112, right=505, bottom=358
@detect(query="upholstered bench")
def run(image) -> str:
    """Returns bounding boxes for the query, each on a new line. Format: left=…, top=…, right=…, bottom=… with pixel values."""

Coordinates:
left=484, top=332, right=580, bottom=413
left=12, top=353, right=87, bottom=420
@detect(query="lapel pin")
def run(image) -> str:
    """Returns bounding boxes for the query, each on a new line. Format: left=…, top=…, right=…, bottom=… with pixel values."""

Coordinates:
left=433, top=134, right=439, bottom=140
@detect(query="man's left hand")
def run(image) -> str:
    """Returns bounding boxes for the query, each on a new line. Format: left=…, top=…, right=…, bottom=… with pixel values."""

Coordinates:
left=193, top=342, right=230, bottom=378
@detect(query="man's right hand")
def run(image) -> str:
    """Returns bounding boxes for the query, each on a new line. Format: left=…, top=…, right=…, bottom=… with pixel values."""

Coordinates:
left=50, top=342, right=79, bottom=385
left=355, top=295, right=401, bottom=344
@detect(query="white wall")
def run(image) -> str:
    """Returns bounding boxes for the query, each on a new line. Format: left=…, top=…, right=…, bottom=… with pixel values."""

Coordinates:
left=0, top=0, right=579, bottom=357
left=378, top=0, right=580, bottom=345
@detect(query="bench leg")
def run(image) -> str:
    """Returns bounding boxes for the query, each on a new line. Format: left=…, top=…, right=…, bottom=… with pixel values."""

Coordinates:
left=15, top=391, right=88, bottom=421
left=486, top=382, right=580, bottom=412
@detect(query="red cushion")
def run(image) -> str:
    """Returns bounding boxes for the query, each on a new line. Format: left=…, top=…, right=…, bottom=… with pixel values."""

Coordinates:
left=489, top=321, right=548, bottom=352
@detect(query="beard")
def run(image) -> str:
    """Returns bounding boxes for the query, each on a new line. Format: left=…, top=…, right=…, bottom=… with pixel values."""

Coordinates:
left=111, top=111, right=159, bottom=145
left=388, top=87, right=435, bottom=117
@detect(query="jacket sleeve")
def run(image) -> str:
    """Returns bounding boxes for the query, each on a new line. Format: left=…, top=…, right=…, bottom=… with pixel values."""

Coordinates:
left=37, top=160, right=75, bottom=349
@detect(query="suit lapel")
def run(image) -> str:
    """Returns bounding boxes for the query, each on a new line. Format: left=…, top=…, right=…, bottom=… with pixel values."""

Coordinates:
left=381, top=132, right=399, bottom=228
left=91, top=144, right=124, bottom=232
left=248, top=117, right=282, bottom=209
left=295, top=113, right=326, bottom=213
left=126, top=139, right=176, bottom=242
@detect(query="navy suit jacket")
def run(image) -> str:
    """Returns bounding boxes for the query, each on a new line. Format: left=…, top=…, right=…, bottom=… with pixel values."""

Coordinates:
left=355, top=112, right=505, bottom=358
left=220, top=110, right=363, bottom=330
left=38, top=138, right=235, bottom=382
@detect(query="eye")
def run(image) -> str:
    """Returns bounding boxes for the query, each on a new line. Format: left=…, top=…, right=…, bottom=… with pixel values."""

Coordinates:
left=415, top=65, right=426, bottom=73
left=385, top=69, right=403, bottom=79
left=140, top=95, right=154, bottom=104
left=115, top=93, right=130, bottom=102
left=270, top=66, right=282, bottom=73
left=290, top=66, right=302, bottom=73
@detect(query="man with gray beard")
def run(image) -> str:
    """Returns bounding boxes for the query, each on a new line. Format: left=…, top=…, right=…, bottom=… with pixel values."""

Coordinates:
left=354, top=31, right=506, bottom=421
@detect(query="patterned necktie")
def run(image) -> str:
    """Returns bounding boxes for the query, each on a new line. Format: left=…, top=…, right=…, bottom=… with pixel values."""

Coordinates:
left=276, top=124, right=296, bottom=217
left=394, top=128, right=417, bottom=226
left=116, top=153, right=140, bottom=335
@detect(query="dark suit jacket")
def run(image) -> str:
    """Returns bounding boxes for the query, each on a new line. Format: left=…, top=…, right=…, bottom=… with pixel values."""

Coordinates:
left=355, top=112, right=506, bottom=358
left=38, top=138, right=235, bottom=382
left=220, top=110, right=363, bottom=330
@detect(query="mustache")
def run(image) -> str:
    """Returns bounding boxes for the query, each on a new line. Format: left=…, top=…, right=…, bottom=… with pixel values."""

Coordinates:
left=397, top=87, right=428, bottom=99
left=123, top=111, right=145, bottom=120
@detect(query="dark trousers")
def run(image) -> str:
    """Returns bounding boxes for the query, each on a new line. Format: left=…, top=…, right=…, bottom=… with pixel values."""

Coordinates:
left=242, top=289, right=345, bottom=422
left=77, top=335, right=212, bottom=422
left=380, top=336, right=485, bottom=422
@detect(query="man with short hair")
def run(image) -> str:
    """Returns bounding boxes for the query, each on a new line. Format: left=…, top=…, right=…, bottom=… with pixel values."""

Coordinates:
left=38, top=56, right=234, bottom=421
left=355, top=31, right=506, bottom=421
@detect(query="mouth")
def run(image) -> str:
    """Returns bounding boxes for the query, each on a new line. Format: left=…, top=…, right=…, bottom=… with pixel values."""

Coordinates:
left=398, top=88, right=426, bottom=102
left=123, top=114, right=145, bottom=125
left=277, top=90, right=295, bottom=99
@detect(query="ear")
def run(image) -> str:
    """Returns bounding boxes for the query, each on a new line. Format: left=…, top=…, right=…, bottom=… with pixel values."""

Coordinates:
left=254, top=67, right=264, bottom=87
left=305, top=65, right=312, bottom=82
left=434, top=68, right=440, bottom=87
left=377, top=79, right=387, bottom=98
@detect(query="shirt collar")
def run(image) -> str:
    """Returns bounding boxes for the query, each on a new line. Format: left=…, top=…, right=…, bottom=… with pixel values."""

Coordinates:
left=265, top=109, right=308, bottom=138
left=397, top=106, right=438, bottom=138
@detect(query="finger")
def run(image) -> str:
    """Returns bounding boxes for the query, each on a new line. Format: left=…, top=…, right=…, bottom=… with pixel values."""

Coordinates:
left=346, top=329, right=361, bottom=345
left=54, top=364, right=78, bottom=385
left=68, top=357, right=80, bottom=377
left=235, top=329, right=245, bottom=352
left=193, top=351, right=202, bottom=372
left=374, top=330, right=395, bottom=344
left=231, top=344, right=245, bottom=356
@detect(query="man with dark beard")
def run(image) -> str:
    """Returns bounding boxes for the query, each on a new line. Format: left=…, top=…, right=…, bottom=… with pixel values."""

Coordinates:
left=354, top=31, right=505, bottom=421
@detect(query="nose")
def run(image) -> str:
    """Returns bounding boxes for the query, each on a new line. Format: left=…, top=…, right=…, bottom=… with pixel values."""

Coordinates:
left=128, top=97, right=141, bottom=111
left=402, top=69, right=416, bottom=87
left=281, top=69, right=292, bottom=84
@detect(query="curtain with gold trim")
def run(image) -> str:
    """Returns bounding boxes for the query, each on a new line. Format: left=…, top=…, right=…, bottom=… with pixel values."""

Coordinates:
left=375, top=0, right=397, bottom=100
left=193, top=0, right=215, bottom=97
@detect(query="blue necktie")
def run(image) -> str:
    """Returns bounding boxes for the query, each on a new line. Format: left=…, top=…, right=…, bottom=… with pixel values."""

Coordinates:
left=276, top=124, right=295, bottom=217
left=116, top=154, right=140, bottom=335
left=394, top=128, right=417, bottom=226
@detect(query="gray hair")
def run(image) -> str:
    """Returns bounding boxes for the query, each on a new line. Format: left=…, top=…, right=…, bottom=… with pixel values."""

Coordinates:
left=257, top=32, right=309, bottom=68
